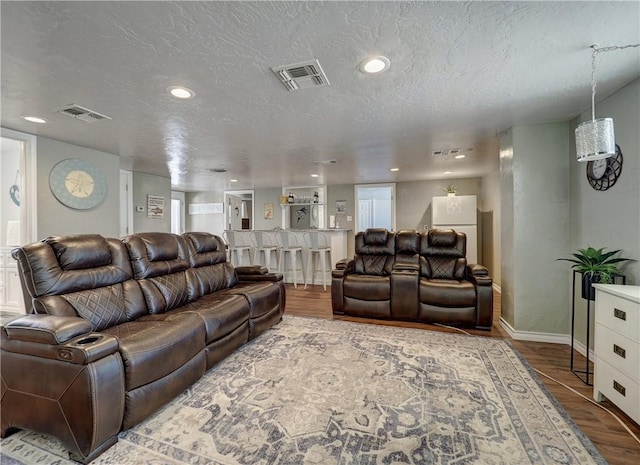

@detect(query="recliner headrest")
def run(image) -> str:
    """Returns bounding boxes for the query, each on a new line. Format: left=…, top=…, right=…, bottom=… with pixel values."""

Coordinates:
left=396, top=230, right=419, bottom=254
left=183, top=232, right=227, bottom=267
left=428, top=229, right=458, bottom=247
left=123, top=233, right=189, bottom=279
left=185, top=232, right=220, bottom=253
left=45, top=235, right=111, bottom=270
left=363, top=228, right=389, bottom=245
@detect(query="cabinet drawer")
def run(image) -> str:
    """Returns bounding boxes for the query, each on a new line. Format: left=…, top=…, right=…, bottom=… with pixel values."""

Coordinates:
left=595, top=291, right=639, bottom=341
left=595, top=323, right=640, bottom=382
left=594, top=359, right=640, bottom=424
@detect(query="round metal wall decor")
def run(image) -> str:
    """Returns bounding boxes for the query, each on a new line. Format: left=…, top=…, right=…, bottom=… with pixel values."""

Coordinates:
left=49, top=158, right=107, bottom=209
left=586, top=144, right=623, bottom=191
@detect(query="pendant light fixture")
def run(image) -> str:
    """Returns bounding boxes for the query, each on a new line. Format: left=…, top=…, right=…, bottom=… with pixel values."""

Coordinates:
left=575, top=43, right=639, bottom=162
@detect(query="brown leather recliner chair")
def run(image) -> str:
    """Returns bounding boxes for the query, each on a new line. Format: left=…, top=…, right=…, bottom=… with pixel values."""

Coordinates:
left=418, top=229, right=493, bottom=329
left=332, top=228, right=493, bottom=330
left=331, top=228, right=396, bottom=318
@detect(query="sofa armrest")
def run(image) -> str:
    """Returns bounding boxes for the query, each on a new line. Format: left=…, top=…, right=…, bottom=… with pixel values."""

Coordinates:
left=467, top=264, right=492, bottom=286
left=468, top=263, right=489, bottom=276
left=2, top=315, right=119, bottom=365
left=236, top=265, right=269, bottom=275
left=393, top=263, right=420, bottom=272
left=335, top=258, right=352, bottom=270
left=4, top=314, right=91, bottom=344
left=238, top=273, right=284, bottom=283
left=332, top=258, right=354, bottom=278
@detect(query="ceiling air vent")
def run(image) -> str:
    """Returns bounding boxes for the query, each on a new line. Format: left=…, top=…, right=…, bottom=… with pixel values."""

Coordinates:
left=271, top=59, right=330, bottom=91
left=57, top=104, right=112, bottom=123
left=432, top=148, right=461, bottom=157
left=313, top=159, right=338, bottom=165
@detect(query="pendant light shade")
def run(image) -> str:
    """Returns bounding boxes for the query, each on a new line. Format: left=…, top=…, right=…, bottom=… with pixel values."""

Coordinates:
left=575, top=117, right=615, bottom=162
left=574, top=43, right=639, bottom=162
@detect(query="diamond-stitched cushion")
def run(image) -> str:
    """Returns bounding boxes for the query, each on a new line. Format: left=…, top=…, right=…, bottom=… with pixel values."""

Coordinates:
left=65, top=284, right=129, bottom=331
left=428, top=256, right=456, bottom=280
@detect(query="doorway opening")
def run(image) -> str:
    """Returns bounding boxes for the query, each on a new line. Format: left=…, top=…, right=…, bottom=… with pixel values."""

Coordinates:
left=354, top=183, right=395, bottom=232
left=224, top=190, right=254, bottom=231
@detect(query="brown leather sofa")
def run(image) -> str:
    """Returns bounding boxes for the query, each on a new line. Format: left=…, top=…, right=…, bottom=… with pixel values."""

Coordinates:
left=332, top=228, right=492, bottom=329
left=1, top=231, right=284, bottom=463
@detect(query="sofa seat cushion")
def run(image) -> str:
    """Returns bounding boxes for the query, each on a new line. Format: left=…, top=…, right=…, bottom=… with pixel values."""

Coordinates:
left=220, top=283, right=281, bottom=319
left=344, top=275, right=391, bottom=301
left=102, top=312, right=205, bottom=390
left=419, top=279, right=476, bottom=307
left=178, top=294, right=249, bottom=344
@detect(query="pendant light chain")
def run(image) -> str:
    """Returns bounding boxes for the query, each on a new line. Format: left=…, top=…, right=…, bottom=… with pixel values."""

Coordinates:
left=590, top=43, right=640, bottom=122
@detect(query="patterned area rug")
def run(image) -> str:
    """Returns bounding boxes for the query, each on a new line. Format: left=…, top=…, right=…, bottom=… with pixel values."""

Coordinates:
left=1, top=316, right=606, bottom=465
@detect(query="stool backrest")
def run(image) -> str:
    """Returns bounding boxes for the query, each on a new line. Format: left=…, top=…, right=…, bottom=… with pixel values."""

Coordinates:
left=276, top=231, right=300, bottom=249
left=224, top=230, right=250, bottom=248
left=304, top=231, right=329, bottom=251
left=252, top=231, right=276, bottom=248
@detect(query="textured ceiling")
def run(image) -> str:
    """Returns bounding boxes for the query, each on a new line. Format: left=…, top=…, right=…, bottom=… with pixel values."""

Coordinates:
left=1, top=1, right=639, bottom=192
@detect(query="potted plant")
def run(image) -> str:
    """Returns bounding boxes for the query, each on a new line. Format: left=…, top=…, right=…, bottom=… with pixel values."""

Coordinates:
left=444, top=184, right=457, bottom=196
left=558, top=247, right=632, bottom=300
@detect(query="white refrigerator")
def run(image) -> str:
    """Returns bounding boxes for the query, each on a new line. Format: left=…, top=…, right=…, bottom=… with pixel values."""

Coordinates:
left=431, top=195, right=478, bottom=264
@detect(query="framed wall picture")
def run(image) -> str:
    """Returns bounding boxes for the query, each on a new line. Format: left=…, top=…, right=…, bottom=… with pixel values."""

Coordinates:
left=264, top=202, right=274, bottom=219
left=147, top=195, right=165, bottom=218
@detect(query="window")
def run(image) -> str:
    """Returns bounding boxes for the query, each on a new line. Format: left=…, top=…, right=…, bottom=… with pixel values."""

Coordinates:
left=355, top=183, right=395, bottom=232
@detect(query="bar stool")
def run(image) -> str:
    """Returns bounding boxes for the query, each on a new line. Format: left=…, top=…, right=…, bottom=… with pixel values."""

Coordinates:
left=251, top=231, right=279, bottom=273
left=303, top=231, right=332, bottom=291
left=223, top=230, right=252, bottom=267
left=276, top=231, right=306, bottom=288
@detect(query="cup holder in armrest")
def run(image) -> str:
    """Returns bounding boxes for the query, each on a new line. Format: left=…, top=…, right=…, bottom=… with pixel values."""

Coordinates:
left=75, top=336, right=102, bottom=345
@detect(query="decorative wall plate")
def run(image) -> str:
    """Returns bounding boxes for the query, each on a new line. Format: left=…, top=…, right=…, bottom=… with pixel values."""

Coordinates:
left=49, top=158, right=107, bottom=209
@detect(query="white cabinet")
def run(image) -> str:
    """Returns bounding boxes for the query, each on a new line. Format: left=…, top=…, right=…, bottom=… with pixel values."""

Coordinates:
left=0, top=246, right=25, bottom=313
left=593, top=284, right=640, bottom=424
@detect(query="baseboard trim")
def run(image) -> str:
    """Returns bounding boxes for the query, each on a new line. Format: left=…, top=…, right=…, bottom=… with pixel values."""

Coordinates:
left=569, top=339, right=596, bottom=361
left=499, top=317, right=570, bottom=345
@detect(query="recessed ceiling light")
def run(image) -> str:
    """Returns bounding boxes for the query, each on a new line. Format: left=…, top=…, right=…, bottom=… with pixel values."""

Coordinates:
left=454, top=154, right=466, bottom=159
left=168, top=86, right=195, bottom=99
left=229, top=179, right=238, bottom=183
left=443, top=171, right=453, bottom=175
left=310, top=174, right=319, bottom=178
left=359, top=56, right=390, bottom=74
left=390, top=168, right=399, bottom=172
left=22, top=116, right=46, bottom=124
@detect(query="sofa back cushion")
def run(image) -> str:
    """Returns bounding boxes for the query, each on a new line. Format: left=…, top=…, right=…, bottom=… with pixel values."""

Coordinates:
left=419, top=229, right=467, bottom=280
left=123, top=233, right=191, bottom=314
left=183, top=232, right=238, bottom=299
left=353, top=228, right=395, bottom=276
left=11, top=234, right=147, bottom=331
left=395, top=229, right=420, bottom=267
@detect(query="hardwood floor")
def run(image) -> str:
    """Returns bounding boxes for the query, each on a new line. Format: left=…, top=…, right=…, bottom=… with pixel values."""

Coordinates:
left=284, top=284, right=640, bottom=465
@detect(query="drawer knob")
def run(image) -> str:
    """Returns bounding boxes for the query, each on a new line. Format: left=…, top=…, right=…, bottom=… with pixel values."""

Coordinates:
left=613, top=344, right=626, bottom=358
left=613, top=380, right=626, bottom=397
left=613, top=308, right=626, bottom=321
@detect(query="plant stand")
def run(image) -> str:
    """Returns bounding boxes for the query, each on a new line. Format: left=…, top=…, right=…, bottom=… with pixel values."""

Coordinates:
left=570, top=270, right=625, bottom=385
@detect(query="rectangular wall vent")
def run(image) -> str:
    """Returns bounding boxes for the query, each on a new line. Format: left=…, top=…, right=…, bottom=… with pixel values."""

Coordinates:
left=432, top=148, right=461, bottom=156
left=57, top=104, right=112, bottom=123
left=271, top=59, right=330, bottom=91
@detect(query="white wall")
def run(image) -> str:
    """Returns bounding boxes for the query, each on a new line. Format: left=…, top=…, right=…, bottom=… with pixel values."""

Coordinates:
left=132, top=172, right=171, bottom=233
left=480, top=167, right=501, bottom=286
left=254, top=187, right=282, bottom=231
left=569, top=78, right=640, bottom=349
left=185, top=191, right=226, bottom=237
left=36, top=136, right=120, bottom=238
left=570, top=78, right=640, bottom=284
